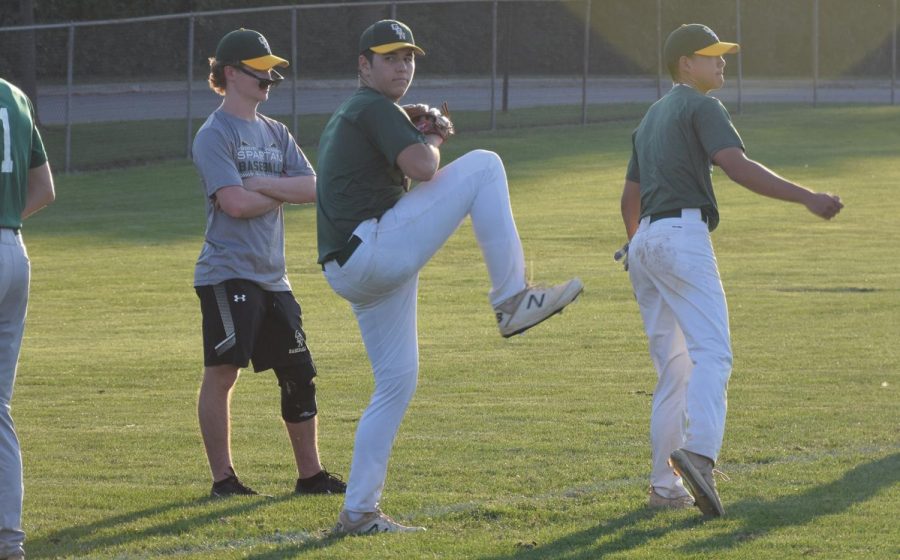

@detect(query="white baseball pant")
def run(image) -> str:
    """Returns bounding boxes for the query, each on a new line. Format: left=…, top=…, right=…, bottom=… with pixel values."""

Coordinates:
left=627, top=209, right=732, bottom=498
left=323, top=149, right=526, bottom=514
left=0, top=228, right=29, bottom=558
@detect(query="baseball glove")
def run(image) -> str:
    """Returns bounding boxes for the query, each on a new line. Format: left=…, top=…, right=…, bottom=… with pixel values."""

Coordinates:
left=402, top=102, right=455, bottom=141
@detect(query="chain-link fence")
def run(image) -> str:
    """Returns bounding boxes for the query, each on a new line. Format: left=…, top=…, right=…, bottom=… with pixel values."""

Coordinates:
left=1, top=0, right=897, bottom=171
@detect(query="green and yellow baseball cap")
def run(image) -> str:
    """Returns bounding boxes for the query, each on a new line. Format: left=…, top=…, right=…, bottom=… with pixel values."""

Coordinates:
left=664, top=24, right=739, bottom=69
left=359, top=19, right=425, bottom=56
left=215, top=28, right=289, bottom=70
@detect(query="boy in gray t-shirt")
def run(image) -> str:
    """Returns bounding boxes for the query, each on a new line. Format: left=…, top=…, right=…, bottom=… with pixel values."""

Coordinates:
left=193, top=109, right=311, bottom=291
left=191, top=28, right=345, bottom=497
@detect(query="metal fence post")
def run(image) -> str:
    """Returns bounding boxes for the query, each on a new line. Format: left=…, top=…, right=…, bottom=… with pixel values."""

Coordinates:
left=490, top=0, right=497, bottom=131
left=736, top=0, right=743, bottom=114
left=501, top=2, right=510, bottom=113
left=893, top=0, right=897, bottom=105
left=812, top=0, right=819, bottom=107
left=292, top=8, right=299, bottom=137
left=581, top=0, right=590, bottom=125
left=656, top=0, right=662, bottom=99
left=186, top=15, right=194, bottom=159
left=65, top=24, right=74, bottom=173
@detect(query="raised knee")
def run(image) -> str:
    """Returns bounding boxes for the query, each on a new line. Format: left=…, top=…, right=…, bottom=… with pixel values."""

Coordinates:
left=465, top=149, right=502, bottom=167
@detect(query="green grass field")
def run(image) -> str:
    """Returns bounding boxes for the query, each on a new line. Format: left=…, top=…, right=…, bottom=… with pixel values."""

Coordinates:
left=39, top=104, right=650, bottom=171
left=15, top=104, right=900, bottom=559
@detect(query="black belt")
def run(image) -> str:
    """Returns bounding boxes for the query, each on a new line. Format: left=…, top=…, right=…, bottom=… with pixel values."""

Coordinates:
left=322, top=235, right=362, bottom=269
left=649, top=208, right=709, bottom=224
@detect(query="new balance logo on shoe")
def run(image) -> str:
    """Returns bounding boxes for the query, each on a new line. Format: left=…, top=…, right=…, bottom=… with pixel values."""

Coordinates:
left=494, top=278, right=583, bottom=338
left=527, top=293, right=545, bottom=309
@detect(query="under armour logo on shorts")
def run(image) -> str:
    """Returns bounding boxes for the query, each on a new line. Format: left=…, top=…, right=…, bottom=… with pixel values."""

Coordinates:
left=233, top=294, right=246, bottom=303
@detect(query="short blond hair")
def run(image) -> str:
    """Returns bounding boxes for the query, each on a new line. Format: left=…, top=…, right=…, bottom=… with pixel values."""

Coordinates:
left=207, top=58, right=228, bottom=96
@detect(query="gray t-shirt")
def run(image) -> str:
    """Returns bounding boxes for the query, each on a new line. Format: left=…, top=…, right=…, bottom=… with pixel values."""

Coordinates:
left=626, top=84, right=744, bottom=232
left=192, top=109, right=314, bottom=290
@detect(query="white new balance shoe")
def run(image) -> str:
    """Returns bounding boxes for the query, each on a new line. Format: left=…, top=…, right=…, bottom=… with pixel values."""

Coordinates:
left=648, top=487, right=695, bottom=509
left=494, top=278, right=584, bottom=338
left=332, top=509, right=426, bottom=535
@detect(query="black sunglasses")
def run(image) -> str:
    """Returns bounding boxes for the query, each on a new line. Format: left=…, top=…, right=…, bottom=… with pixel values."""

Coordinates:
left=232, top=65, right=284, bottom=89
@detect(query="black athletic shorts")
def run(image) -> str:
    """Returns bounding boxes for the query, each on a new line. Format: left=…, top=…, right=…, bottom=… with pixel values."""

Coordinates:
left=196, top=279, right=314, bottom=372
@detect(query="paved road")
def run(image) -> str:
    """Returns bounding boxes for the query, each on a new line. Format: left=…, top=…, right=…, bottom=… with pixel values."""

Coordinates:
left=36, top=77, right=898, bottom=125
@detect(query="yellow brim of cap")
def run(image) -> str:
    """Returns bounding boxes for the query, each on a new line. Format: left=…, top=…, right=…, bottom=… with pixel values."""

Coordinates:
left=242, top=54, right=290, bottom=70
left=695, top=42, right=740, bottom=56
left=370, top=42, right=426, bottom=56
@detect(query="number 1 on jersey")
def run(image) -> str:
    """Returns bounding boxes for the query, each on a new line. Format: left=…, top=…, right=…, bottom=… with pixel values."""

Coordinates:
left=1, top=108, right=12, bottom=173
left=0, top=107, right=12, bottom=173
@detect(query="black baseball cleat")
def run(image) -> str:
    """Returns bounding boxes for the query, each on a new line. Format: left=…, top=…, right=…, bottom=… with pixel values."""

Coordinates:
left=210, top=474, right=260, bottom=497
left=295, top=469, right=347, bottom=495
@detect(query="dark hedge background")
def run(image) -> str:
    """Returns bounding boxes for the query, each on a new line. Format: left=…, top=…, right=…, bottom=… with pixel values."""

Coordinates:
left=1, top=0, right=897, bottom=84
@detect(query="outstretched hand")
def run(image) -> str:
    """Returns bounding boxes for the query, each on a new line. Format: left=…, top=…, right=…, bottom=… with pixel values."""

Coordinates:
left=805, top=192, right=844, bottom=220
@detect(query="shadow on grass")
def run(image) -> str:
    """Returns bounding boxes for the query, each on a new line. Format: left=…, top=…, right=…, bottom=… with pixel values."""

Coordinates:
left=26, top=454, right=897, bottom=557
left=477, top=506, right=698, bottom=560
left=479, top=453, right=899, bottom=559
left=678, top=452, right=900, bottom=554
left=26, top=492, right=330, bottom=558
left=240, top=531, right=351, bottom=559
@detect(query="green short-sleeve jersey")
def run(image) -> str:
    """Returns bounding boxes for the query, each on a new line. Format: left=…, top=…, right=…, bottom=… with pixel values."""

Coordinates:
left=316, top=87, right=424, bottom=263
left=626, top=84, right=743, bottom=231
left=0, top=79, right=48, bottom=229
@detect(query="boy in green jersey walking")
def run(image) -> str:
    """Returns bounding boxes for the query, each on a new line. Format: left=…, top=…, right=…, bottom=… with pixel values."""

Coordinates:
left=620, top=24, right=843, bottom=517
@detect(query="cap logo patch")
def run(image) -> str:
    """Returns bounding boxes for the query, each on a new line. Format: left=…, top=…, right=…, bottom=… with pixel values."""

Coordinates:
left=258, top=35, right=270, bottom=51
left=391, top=23, right=406, bottom=40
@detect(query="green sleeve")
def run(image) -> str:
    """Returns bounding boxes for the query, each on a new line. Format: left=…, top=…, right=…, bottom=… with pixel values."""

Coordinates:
left=625, top=130, right=640, bottom=182
left=693, top=98, right=744, bottom=160
left=358, top=97, right=424, bottom=165
left=30, top=125, right=47, bottom=168
left=28, top=97, right=47, bottom=168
